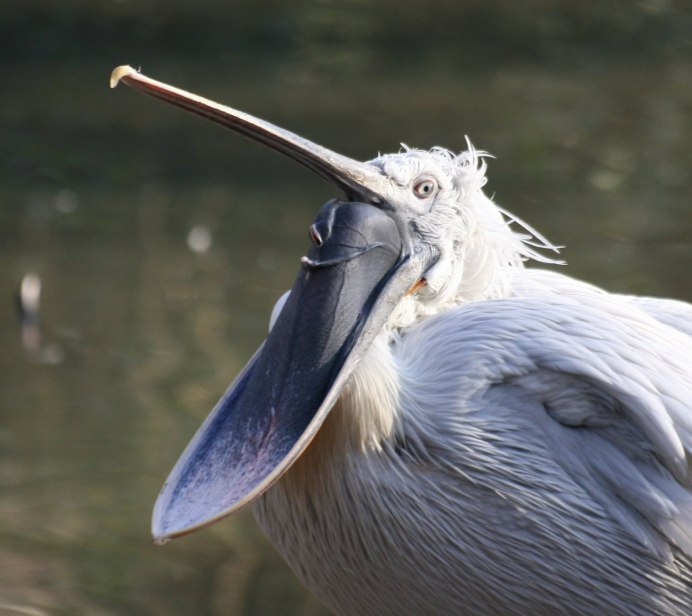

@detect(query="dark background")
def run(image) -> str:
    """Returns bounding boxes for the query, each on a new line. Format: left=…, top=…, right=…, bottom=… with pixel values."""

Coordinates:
left=1, top=1, right=691, bottom=614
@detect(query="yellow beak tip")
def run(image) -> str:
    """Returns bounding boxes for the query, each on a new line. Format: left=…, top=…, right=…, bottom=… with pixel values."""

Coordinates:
left=110, top=65, right=136, bottom=89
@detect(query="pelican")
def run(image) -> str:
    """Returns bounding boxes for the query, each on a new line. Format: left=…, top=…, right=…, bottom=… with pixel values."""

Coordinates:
left=112, top=66, right=692, bottom=615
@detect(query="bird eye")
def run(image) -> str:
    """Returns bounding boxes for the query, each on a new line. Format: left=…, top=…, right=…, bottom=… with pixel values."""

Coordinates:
left=413, top=177, right=437, bottom=199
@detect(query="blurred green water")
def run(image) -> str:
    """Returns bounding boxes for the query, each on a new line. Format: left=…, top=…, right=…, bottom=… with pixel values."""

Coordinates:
left=1, top=1, right=692, bottom=614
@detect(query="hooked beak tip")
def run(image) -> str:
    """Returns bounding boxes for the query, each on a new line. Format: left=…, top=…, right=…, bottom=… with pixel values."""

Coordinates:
left=110, top=65, right=136, bottom=89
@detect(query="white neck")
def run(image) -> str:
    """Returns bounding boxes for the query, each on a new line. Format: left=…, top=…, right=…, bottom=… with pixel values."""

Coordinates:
left=335, top=332, right=402, bottom=451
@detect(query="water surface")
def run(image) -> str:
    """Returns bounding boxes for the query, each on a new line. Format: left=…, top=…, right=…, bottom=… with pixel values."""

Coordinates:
left=2, top=2, right=691, bottom=614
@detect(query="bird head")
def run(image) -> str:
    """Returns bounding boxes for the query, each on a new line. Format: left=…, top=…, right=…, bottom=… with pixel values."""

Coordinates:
left=111, top=66, right=555, bottom=542
left=367, top=145, right=541, bottom=329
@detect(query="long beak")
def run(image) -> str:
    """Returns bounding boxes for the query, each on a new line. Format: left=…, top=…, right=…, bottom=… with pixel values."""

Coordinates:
left=110, top=66, right=391, bottom=202
left=111, top=66, right=429, bottom=542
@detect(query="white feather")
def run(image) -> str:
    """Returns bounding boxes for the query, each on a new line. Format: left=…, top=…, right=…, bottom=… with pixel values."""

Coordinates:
left=255, top=145, right=692, bottom=616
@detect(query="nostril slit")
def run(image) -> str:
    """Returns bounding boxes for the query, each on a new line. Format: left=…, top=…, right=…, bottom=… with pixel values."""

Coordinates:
left=309, top=224, right=323, bottom=247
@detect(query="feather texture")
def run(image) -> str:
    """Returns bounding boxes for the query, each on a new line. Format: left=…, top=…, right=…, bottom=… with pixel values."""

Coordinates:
left=255, top=144, right=692, bottom=615
left=256, top=270, right=692, bottom=615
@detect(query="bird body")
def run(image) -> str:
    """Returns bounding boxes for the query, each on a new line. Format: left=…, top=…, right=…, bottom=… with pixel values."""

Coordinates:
left=112, top=66, right=692, bottom=616
left=255, top=268, right=692, bottom=616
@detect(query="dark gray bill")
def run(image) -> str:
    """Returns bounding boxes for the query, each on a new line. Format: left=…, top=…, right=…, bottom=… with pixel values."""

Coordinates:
left=152, top=199, right=421, bottom=540
left=111, top=66, right=428, bottom=541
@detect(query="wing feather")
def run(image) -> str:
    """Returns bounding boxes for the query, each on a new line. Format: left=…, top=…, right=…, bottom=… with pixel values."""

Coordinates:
left=405, top=287, right=692, bottom=559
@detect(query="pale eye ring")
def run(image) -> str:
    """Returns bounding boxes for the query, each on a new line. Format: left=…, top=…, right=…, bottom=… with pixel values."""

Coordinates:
left=412, top=177, right=437, bottom=199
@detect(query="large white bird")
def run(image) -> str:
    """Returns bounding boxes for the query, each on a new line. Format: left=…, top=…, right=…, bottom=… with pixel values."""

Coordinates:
left=113, top=66, right=692, bottom=615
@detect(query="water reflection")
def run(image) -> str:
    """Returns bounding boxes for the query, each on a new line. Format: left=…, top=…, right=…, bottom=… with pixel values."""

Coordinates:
left=17, top=273, right=42, bottom=353
left=2, top=1, right=692, bottom=614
